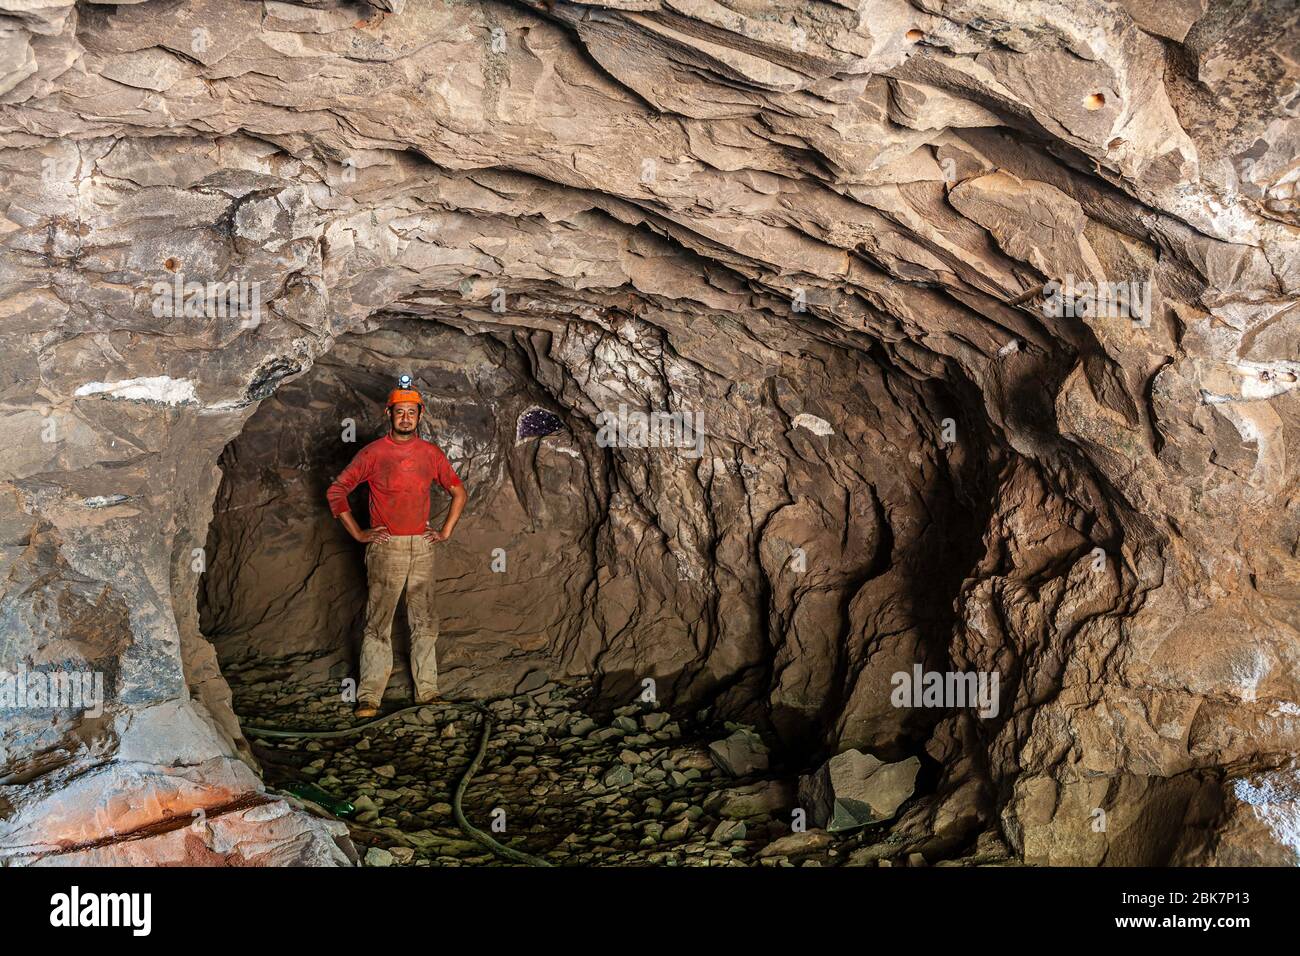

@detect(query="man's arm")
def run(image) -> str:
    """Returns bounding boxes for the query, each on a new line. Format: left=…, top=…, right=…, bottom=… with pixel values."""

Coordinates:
left=424, top=448, right=468, bottom=542
left=426, top=483, right=468, bottom=542
left=339, top=510, right=390, bottom=544
left=326, top=448, right=389, bottom=543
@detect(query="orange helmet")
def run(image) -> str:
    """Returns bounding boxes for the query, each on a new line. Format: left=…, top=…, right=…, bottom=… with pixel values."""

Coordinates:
left=386, top=388, right=424, bottom=410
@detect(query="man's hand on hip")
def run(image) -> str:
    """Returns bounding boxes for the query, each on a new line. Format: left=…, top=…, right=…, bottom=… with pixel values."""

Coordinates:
left=423, top=524, right=449, bottom=543
left=357, top=525, right=390, bottom=544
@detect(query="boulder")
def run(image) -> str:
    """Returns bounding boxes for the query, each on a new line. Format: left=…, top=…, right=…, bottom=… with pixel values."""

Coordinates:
left=708, top=730, right=770, bottom=777
left=799, top=752, right=920, bottom=832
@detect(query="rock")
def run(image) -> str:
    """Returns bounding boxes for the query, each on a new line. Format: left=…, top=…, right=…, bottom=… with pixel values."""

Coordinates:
left=364, top=847, right=395, bottom=867
left=662, top=820, right=691, bottom=842
left=757, top=830, right=834, bottom=859
left=673, top=749, right=716, bottom=772
left=602, top=766, right=634, bottom=788
left=708, top=731, right=769, bottom=777
left=515, top=670, right=549, bottom=694
left=846, top=842, right=899, bottom=867
left=799, top=753, right=920, bottom=832
left=642, top=713, right=670, bottom=732
left=712, top=820, right=747, bottom=843
left=707, top=780, right=796, bottom=820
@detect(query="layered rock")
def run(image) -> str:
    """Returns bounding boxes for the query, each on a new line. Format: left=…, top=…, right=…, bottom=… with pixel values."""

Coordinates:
left=0, top=0, right=1296, bottom=865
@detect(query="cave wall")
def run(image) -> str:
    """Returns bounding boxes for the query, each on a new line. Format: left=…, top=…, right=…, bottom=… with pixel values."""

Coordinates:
left=1, top=0, right=1297, bottom=865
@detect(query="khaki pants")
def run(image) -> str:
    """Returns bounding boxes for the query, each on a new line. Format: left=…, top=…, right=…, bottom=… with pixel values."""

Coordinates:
left=358, top=535, right=439, bottom=705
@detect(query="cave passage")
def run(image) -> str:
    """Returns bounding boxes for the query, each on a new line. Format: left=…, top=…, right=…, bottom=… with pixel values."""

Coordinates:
left=195, top=312, right=1006, bottom=866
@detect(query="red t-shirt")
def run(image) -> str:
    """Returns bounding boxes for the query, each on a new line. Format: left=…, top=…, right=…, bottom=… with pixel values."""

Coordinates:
left=327, top=435, right=462, bottom=536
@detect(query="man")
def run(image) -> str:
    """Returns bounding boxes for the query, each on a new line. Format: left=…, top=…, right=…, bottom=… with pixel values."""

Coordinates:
left=326, top=380, right=468, bottom=717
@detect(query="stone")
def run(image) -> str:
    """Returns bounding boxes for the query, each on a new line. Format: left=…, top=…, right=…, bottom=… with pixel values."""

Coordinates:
left=799, top=753, right=920, bottom=832
left=712, top=820, right=747, bottom=843
left=708, top=731, right=770, bottom=777
left=642, top=713, right=671, bottom=733
left=707, top=780, right=796, bottom=820
left=602, top=766, right=634, bottom=788
left=364, top=847, right=395, bottom=867
left=662, top=820, right=691, bottom=842
left=757, top=831, right=834, bottom=859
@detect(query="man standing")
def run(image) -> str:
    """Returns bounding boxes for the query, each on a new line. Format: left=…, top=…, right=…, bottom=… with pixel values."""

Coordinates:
left=326, top=379, right=468, bottom=717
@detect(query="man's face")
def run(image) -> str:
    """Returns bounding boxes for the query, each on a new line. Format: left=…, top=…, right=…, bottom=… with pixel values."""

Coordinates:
left=390, top=402, right=420, bottom=434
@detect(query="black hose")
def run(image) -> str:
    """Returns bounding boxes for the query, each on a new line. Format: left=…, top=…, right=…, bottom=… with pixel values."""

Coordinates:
left=241, top=702, right=430, bottom=740
left=452, top=705, right=553, bottom=867
left=246, top=698, right=553, bottom=866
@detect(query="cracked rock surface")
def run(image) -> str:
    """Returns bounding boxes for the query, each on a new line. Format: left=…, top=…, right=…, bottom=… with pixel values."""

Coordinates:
left=1, top=0, right=1297, bottom=865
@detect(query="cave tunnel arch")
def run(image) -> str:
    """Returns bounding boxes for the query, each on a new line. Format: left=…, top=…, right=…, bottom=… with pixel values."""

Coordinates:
left=195, top=302, right=1009, bottom=771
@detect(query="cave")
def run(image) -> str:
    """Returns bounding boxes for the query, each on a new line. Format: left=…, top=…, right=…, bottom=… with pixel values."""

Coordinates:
left=195, top=299, right=1008, bottom=864
left=2, top=0, right=1298, bottom=876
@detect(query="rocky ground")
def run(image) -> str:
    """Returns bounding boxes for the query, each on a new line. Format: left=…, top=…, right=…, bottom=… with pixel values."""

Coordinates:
left=231, top=658, right=1011, bottom=867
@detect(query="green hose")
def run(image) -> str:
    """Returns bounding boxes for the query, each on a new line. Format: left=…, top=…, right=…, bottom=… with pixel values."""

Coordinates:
left=241, top=702, right=430, bottom=740
left=245, top=698, right=553, bottom=867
